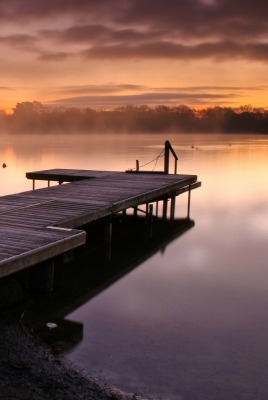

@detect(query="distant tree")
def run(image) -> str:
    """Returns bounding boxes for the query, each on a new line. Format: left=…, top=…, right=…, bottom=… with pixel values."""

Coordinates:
left=172, top=105, right=196, bottom=131
left=155, top=105, right=171, bottom=113
left=13, top=101, right=46, bottom=116
left=236, top=104, right=253, bottom=114
left=2, top=101, right=268, bottom=134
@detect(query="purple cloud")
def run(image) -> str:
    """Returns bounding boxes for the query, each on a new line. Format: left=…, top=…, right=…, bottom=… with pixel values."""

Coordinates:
left=81, top=41, right=268, bottom=62
left=0, top=1, right=267, bottom=63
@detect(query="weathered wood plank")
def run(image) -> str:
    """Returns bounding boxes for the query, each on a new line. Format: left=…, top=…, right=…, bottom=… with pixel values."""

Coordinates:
left=0, top=227, right=86, bottom=278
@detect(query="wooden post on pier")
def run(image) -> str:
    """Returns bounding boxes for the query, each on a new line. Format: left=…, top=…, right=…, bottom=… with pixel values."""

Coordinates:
left=146, top=203, right=153, bottom=224
left=164, top=140, right=179, bottom=174
left=156, top=201, right=159, bottom=217
left=105, top=216, right=113, bottom=261
left=164, top=141, right=170, bottom=174
left=162, top=198, right=168, bottom=219
left=170, top=197, right=176, bottom=220
left=146, top=204, right=154, bottom=238
left=187, top=184, right=192, bottom=218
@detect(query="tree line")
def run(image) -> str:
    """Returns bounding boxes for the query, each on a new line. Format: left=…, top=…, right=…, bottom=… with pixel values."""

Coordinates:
left=0, top=101, right=268, bottom=134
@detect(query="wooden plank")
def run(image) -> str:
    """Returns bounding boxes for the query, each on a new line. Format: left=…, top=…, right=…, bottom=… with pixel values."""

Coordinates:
left=26, top=169, right=118, bottom=182
left=0, top=227, right=86, bottom=278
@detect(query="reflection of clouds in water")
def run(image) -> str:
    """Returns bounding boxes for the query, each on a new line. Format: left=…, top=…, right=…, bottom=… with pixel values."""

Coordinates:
left=248, top=209, right=268, bottom=236
left=185, top=246, right=208, bottom=270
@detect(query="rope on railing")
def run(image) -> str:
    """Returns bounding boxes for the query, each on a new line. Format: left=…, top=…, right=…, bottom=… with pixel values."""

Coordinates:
left=127, top=141, right=179, bottom=174
left=139, top=149, right=165, bottom=170
left=127, top=148, right=165, bottom=172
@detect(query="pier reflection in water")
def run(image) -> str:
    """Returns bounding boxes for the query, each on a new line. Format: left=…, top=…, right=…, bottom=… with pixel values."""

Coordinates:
left=22, top=214, right=194, bottom=355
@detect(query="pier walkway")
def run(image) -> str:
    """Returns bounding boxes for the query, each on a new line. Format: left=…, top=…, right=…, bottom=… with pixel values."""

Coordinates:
left=0, top=169, right=201, bottom=280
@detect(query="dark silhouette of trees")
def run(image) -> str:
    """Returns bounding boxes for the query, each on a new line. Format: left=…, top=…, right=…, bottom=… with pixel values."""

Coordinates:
left=0, top=101, right=268, bottom=134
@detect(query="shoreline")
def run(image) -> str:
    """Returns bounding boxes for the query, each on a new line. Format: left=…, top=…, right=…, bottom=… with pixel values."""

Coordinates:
left=0, top=310, right=150, bottom=400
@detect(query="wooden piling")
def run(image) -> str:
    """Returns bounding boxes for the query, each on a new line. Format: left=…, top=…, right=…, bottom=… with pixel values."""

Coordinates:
left=170, top=197, right=176, bottom=220
left=187, top=184, right=192, bottom=218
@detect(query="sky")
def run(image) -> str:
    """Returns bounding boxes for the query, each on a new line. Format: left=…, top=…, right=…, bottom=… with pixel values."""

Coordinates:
left=0, top=0, right=268, bottom=110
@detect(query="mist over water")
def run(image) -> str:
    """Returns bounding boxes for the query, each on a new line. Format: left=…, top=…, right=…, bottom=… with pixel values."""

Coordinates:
left=1, top=132, right=268, bottom=399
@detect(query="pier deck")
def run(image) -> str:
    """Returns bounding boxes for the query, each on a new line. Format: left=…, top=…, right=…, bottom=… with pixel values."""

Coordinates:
left=0, top=169, right=201, bottom=279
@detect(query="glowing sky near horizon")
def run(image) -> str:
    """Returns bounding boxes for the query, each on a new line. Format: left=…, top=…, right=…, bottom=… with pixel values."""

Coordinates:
left=0, top=0, right=268, bottom=110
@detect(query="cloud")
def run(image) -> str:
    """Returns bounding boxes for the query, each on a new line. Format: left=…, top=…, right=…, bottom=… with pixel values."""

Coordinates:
left=154, top=86, right=266, bottom=92
left=116, top=0, right=268, bottom=41
left=41, top=24, right=166, bottom=46
left=46, top=83, right=265, bottom=108
left=53, top=83, right=264, bottom=96
left=0, top=1, right=125, bottom=22
left=81, top=41, right=268, bottom=62
left=51, top=84, right=146, bottom=95
left=1, top=0, right=268, bottom=38
left=1, top=1, right=268, bottom=63
left=49, top=91, right=238, bottom=109
left=0, top=34, right=38, bottom=55
left=0, top=34, right=36, bottom=47
left=37, top=51, right=72, bottom=61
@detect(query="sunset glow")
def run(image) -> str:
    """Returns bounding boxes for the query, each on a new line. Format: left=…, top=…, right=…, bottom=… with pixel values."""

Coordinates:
left=0, top=0, right=268, bottom=110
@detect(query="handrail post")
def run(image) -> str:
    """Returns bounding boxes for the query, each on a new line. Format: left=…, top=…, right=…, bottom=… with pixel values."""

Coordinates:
left=164, top=140, right=170, bottom=174
left=164, top=140, right=178, bottom=174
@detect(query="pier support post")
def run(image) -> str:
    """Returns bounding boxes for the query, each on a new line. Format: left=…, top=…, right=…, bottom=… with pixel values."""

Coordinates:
left=187, top=185, right=192, bottom=218
left=105, top=216, right=113, bottom=261
left=28, top=260, right=55, bottom=292
left=146, top=203, right=154, bottom=224
left=146, top=204, right=154, bottom=238
left=162, top=198, right=168, bottom=219
left=170, top=196, right=176, bottom=220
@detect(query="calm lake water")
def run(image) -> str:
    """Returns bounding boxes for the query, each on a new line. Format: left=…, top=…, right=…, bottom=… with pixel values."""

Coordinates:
left=1, top=132, right=268, bottom=400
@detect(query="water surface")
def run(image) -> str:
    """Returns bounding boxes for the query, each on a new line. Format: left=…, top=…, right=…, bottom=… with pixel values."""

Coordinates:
left=1, top=132, right=268, bottom=400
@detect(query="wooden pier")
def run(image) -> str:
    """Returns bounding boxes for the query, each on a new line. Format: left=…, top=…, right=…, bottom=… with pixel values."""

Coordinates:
left=0, top=167, right=201, bottom=287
